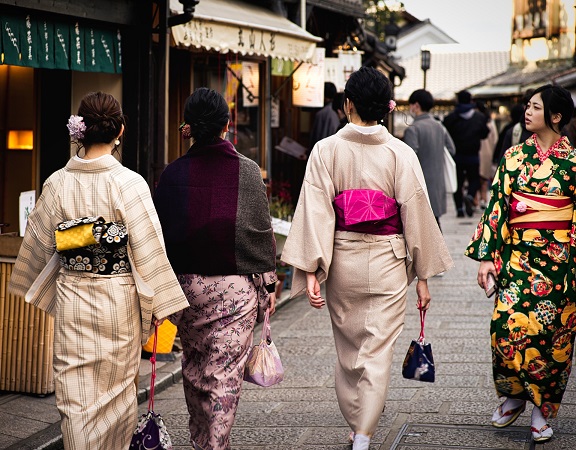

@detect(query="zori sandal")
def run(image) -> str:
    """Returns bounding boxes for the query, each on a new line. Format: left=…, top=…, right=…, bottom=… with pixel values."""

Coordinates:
left=531, top=424, right=553, bottom=443
left=491, top=400, right=526, bottom=428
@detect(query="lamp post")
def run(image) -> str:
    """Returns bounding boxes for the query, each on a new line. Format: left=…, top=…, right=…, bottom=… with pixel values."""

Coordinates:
left=421, top=49, right=431, bottom=90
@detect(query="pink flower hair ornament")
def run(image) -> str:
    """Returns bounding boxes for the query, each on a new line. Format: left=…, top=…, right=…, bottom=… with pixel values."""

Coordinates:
left=67, top=115, right=86, bottom=140
left=389, top=100, right=396, bottom=112
left=180, top=122, right=191, bottom=140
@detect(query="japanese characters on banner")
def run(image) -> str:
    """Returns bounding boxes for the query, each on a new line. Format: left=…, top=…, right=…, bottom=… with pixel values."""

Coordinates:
left=242, top=62, right=260, bottom=107
left=0, top=13, right=121, bottom=73
left=292, top=47, right=325, bottom=107
left=327, top=51, right=362, bottom=92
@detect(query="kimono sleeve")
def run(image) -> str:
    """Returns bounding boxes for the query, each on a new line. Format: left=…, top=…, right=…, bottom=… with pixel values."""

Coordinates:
left=120, top=174, right=189, bottom=342
left=465, top=147, right=513, bottom=263
left=281, top=148, right=336, bottom=297
left=8, top=176, right=59, bottom=301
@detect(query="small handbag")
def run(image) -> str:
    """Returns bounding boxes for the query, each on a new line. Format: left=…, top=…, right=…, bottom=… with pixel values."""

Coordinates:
left=402, top=308, right=435, bottom=383
left=130, top=325, right=173, bottom=450
left=243, top=309, right=284, bottom=387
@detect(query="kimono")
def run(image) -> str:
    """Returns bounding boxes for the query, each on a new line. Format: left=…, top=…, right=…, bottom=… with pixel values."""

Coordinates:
left=465, top=135, right=576, bottom=419
left=9, top=154, right=189, bottom=450
left=281, top=124, right=453, bottom=436
left=153, top=138, right=277, bottom=450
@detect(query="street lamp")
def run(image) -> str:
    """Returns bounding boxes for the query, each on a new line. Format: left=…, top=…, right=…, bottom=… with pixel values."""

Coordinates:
left=421, top=49, right=431, bottom=90
left=384, top=21, right=400, bottom=52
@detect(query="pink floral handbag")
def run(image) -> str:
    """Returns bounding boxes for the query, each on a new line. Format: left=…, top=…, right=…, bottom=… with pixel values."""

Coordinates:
left=333, top=189, right=398, bottom=225
left=243, top=310, right=284, bottom=387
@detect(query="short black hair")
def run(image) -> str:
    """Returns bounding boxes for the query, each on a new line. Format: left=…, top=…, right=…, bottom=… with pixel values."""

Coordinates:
left=344, top=67, right=393, bottom=122
left=457, top=90, right=472, bottom=104
left=324, top=82, right=337, bottom=101
left=408, top=89, right=434, bottom=112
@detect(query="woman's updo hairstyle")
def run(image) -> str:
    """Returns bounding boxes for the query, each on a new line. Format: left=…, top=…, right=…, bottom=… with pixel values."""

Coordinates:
left=184, top=87, right=230, bottom=145
left=77, top=92, right=125, bottom=147
left=531, top=84, right=574, bottom=132
left=344, top=66, right=393, bottom=123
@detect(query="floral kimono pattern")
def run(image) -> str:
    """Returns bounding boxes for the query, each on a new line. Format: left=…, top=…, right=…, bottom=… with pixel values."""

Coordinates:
left=465, top=135, right=576, bottom=419
left=175, top=273, right=264, bottom=450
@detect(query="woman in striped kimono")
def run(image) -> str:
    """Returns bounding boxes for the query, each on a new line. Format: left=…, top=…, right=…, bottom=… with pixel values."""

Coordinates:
left=281, top=67, right=454, bottom=450
left=466, top=85, right=576, bottom=443
left=153, top=88, right=277, bottom=450
left=9, top=92, right=189, bottom=449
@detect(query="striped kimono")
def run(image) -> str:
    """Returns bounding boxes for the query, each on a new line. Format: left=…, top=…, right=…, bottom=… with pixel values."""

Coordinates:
left=282, top=124, right=454, bottom=437
left=9, top=154, right=189, bottom=450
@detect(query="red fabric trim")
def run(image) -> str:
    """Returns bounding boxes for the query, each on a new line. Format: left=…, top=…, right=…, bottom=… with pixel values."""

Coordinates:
left=510, top=220, right=571, bottom=230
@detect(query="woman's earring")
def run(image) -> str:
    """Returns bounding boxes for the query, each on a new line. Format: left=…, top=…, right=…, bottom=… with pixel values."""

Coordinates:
left=114, top=139, right=120, bottom=146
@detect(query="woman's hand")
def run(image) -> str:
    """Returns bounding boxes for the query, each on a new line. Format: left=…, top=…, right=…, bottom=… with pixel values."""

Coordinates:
left=153, top=317, right=165, bottom=327
left=416, top=279, right=431, bottom=310
left=268, top=292, right=277, bottom=315
left=478, top=260, right=497, bottom=291
left=306, top=272, right=325, bottom=309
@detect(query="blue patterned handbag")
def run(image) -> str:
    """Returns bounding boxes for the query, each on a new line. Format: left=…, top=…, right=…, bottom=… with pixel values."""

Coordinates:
left=402, top=308, right=435, bottom=383
left=129, top=326, right=173, bottom=449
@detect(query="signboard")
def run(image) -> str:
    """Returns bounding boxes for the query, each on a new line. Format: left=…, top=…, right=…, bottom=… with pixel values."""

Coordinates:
left=19, top=190, right=36, bottom=237
left=292, top=47, right=325, bottom=107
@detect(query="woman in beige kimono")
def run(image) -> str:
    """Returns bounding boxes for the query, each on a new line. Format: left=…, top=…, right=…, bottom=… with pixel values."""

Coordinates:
left=282, top=67, right=453, bottom=450
left=8, top=92, right=189, bottom=450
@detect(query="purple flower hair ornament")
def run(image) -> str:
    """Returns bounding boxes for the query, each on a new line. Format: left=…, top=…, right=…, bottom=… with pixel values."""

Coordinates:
left=67, top=115, right=86, bottom=140
left=388, top=100, right=396, bottom=112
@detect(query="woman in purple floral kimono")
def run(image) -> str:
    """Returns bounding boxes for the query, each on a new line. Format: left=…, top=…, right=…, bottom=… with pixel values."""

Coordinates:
left=153, top=88, right=277, bottom=450
left=466, top=85, right=576, bottom=443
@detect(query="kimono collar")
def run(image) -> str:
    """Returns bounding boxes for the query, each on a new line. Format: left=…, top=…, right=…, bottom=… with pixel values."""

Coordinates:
left=65, top=154, right=122, bottom=172
left=337, top=123, right=393, bottom=146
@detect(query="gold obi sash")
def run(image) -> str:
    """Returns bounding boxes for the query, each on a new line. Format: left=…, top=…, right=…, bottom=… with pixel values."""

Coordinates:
left=509, top=191, right=573, bottom=230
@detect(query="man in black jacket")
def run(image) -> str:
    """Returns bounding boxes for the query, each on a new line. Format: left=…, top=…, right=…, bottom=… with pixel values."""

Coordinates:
left=444, top=90, right=490, bottom=217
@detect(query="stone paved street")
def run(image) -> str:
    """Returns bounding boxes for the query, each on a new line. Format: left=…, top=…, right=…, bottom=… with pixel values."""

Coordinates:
left=141, top=201, right=576, bottom=450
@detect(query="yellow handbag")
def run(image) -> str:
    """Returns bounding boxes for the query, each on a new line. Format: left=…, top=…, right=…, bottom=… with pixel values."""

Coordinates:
left=54, top=216, right=104, bottom=252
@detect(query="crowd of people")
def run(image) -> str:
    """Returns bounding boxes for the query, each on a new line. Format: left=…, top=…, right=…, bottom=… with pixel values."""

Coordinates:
left=7, top=67, right=576, bottom=449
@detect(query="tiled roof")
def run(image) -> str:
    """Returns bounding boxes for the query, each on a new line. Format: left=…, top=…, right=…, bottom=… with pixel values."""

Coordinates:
left=394, top=45, right=510, bottom=102
left=467, top=61, right=576, bottom=97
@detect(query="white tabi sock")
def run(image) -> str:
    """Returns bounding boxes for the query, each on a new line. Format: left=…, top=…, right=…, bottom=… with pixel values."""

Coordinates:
left=352, top=433, right=370, bottom=450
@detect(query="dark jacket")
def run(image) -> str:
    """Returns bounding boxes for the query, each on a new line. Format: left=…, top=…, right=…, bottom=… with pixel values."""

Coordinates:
left=153, top=138, right=276, bottom=275
left=443, top=105, right=490, bottom=157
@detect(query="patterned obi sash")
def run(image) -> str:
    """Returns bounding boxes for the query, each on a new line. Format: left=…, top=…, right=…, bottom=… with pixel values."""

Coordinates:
left=333, top=189, right=402, bottom=235
left=509, top=192, right=573, bottom=230
left=55, top=216, right=131, bottom=274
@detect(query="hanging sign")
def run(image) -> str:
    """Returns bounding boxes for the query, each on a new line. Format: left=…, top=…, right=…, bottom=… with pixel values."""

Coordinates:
left=292, top=47, right=325, bottom=107
left=2, top=15, right=24, bottom=66
left=54, top=22, right=70, bottom=70
left=242, top=61, right=259, bottom=107
left=21, top=15, right=39, bottom=67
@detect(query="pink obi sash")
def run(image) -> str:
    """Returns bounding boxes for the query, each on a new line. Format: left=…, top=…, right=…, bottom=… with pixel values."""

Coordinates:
left=333, top=189, right=402, bottom=235
left=509, top=191, right=573, bottom=230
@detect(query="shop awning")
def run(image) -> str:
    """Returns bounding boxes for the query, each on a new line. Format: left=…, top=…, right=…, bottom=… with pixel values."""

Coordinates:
left=468, top=62, right=576, bottom=98
left=170, top=0, right=322, bottom=61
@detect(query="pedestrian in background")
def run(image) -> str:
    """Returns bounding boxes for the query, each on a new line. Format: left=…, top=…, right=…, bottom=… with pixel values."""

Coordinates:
left=153, top=87, right=277, bottom=450
left=309, top=81, right=340, bottom=149
left=8, top=92, right=189, bottom=449
left=403, top=89, right=456, bottom=231
left=493, top=103, right=525, bottom=165
left=443, top=90, right=490, bottom=217
left=495, top=89, right=534, bottom=163
left=282, top=67, right=453, bottom=450
left=466, top=84, right=576, bottom=443
left=477, top=101, right=498, bottom=209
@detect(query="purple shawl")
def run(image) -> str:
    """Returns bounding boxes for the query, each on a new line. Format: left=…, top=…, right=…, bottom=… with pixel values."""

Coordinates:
left=153, top=138, right=276, bottom=275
